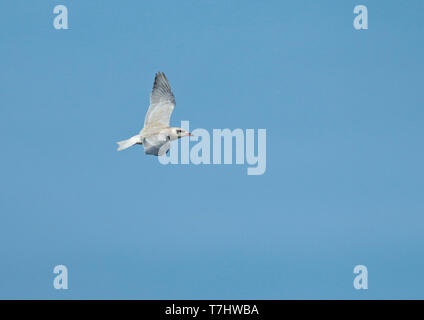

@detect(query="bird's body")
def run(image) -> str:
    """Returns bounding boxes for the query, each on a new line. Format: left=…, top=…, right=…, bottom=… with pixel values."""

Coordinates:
left=117, top=72, right=192, bottom=155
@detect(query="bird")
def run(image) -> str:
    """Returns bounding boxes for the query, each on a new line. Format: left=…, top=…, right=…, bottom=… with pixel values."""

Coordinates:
left=117, top=72, right=192, bottom=156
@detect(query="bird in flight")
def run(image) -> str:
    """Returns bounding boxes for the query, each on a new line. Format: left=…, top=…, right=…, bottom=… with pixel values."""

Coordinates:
left=117, top=72, right=192, bottom=155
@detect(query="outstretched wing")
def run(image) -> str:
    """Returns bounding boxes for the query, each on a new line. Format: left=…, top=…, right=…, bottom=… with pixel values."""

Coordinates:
left=144, top=72, right=176, bottom=128
left=143, top=135, right=171, bottom=156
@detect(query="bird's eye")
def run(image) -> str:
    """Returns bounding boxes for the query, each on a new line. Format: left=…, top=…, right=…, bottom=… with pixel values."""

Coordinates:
left=176, top=129, right=182, bottom=134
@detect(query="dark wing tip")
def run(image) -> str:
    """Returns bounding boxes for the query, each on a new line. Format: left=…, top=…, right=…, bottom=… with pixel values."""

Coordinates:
left=155, top=71, right=166, bottom=78
left=153, top=72, right=168, bottom=89
left=150, top=71, right=175, bottom=105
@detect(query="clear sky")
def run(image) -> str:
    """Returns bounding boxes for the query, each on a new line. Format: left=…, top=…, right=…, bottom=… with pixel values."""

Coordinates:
left=1, top=0, right=423, bottom=299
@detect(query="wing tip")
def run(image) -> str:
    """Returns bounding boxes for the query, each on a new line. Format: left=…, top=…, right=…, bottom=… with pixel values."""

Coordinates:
left=155, top=71, right=168, bottom=80
left=152, top=72, right=172, bottom=93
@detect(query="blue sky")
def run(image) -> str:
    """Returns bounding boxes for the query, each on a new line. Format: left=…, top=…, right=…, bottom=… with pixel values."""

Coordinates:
left=0, top=0, right=423, bottom=299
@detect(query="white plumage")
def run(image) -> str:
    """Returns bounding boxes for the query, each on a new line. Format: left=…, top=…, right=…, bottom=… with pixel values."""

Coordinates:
left=117, top=72, right=192, bottom=156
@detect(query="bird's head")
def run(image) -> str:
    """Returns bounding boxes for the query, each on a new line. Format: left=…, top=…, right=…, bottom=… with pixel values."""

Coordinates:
left=173, top=127, right=193, bottom=139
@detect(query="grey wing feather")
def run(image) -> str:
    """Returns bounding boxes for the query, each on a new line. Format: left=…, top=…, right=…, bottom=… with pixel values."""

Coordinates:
left=144, top=72, right=176, bottom=127
left=143, top=135, right=171, bottom=156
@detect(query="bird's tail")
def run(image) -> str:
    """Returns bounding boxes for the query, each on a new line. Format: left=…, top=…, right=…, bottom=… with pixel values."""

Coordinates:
left=116, top=135, right=142, bottom=151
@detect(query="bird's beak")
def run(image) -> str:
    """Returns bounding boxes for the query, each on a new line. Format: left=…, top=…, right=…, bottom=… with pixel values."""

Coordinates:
left=188, top=132, right=194, bottom=136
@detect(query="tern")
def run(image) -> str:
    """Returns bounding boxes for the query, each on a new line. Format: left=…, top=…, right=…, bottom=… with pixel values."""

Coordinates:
left=117, top=72, right=192, bottom=155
